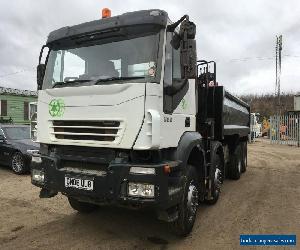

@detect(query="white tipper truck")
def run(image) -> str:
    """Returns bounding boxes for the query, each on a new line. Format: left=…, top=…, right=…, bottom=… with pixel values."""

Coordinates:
left=31, top=9, right=250, bottom=236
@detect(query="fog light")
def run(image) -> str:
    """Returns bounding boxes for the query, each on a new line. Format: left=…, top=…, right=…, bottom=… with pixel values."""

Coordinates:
left=32, top=169, right=45, bottom=183
left=129, top=167, right=155, bottom=175
left=128, top=182, right=155, bottom=198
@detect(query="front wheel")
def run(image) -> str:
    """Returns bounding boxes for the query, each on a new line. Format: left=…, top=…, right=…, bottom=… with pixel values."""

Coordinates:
left=11, top=152, right=28, bottom=174
left=170, top=165, right=199, bottom=237
left=68, top=197, right=98, bottom=213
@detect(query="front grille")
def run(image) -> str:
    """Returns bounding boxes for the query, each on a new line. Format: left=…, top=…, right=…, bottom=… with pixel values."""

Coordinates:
left=50, top=120, right=123, bottom=143
left=61, top=160, right=108, bottom=172
left=59, top=160, right=108, bottom=176
left=54, top=145, right=116, bottom=160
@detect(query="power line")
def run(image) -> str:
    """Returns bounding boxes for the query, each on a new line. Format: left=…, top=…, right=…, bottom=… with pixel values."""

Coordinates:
left=0, top=68, right=35, bottom=78
left=216, top=54, right=300, bottom=63
left=0, top=54, right=300, bottom=79
left=282, top=54, right=300, bottom=58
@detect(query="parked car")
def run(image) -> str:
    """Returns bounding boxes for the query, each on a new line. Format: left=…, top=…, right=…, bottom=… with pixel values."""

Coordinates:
left=0, top=124, right=39, bottom=174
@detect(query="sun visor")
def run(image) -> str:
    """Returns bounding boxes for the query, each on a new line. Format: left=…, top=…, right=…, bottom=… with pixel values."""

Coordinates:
left=46, top=9, right=168, bottom=45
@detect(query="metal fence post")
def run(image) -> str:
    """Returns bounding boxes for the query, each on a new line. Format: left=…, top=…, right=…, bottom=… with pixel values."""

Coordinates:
left=296, top=115, right=300, bottom=147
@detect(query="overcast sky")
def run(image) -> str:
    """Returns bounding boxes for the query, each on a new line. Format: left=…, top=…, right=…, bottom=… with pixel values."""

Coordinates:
left=0, top=0, right=299, bottom=95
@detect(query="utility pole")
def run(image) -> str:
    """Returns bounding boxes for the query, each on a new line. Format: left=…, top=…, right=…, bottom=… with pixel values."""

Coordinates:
left=275, top=35, right=283, bottom=114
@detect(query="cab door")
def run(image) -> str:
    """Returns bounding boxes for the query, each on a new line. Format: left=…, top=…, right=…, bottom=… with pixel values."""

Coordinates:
left=163, top=32, right=194, bottom=114
left=160, top=32, right=197, bottom=148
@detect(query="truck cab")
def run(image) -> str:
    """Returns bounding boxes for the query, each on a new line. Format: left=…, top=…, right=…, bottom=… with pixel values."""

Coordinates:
left=31, top=9, right=250, bottom=236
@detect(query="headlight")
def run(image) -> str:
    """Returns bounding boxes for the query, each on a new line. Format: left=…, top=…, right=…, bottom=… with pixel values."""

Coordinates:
left=31, top=169, right=45, bottom=183
left=27, top=149, right=39, bottom=155
left=27, top=150, right=42, bottom=163
left=128, top=182, right=155, bottom=198
left=129, top=167, right=155, bottom=175
left=31, top=155, right=42, bottom=163
left=31, top=131, right=37, bottom=141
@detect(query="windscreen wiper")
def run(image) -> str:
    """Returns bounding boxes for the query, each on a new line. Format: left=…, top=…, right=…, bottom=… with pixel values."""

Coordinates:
left=93, top=76, right=145, bottom=85
left=52, top=77, right=145, bottom=88
left=52, top=79, right=91, bottom=88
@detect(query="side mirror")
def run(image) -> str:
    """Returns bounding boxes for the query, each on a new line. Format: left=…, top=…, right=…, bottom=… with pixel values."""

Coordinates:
left=37, top=64, right=46, bottom=90
left=179, top=20, right=197, bottom=79
left=180, top=39, right=197, bottom=79
left=167, top=15, right=197, bottom=79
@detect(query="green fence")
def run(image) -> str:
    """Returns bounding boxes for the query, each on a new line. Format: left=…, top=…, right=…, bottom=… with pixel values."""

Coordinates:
left=270, top=114, right=300, bottom=147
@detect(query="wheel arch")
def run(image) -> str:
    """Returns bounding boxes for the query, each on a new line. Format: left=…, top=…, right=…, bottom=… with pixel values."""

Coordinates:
left=175, top=132, right=206, bottom=194
left=9, top=149, right=20, bottom=158
left=176, top=132, right=205, bottom=167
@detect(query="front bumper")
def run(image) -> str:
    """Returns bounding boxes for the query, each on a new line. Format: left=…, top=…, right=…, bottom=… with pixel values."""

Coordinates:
left=31, top=155, right=184, bottom=211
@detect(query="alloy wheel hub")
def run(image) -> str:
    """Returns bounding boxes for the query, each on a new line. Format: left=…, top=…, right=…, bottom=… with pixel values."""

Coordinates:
left=12, top=155, right=23, bottom=172
left=214, top=168, right=222, bottom=193
left=187, top=182, right=198, bottom=222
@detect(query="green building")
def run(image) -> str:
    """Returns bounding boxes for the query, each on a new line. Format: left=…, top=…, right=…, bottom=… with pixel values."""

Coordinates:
left=0, top=87, right=37, bottom=124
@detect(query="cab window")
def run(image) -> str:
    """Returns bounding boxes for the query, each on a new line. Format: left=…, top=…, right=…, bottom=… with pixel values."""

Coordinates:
left=163, top=32, right=185, bottom=114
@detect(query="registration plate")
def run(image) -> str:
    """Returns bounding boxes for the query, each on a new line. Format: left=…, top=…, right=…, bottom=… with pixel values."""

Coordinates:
left=65, top=176, right=94, bottom=191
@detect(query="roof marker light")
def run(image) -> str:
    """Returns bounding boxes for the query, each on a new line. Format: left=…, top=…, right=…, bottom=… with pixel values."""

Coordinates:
left=102, top=8, right=111, bottom=18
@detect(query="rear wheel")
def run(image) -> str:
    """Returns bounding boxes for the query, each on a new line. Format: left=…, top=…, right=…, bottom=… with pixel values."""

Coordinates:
left=205, top=154, right=223, bottom=205
left=228, top=144, right=242, bottom=180
left=241, top=142, right=247, bottom=173
left=170, top=165, right=199, bottom=237
left=68, top=197, right=98, bottom=213
left=11, top=152, right=28, bottom=174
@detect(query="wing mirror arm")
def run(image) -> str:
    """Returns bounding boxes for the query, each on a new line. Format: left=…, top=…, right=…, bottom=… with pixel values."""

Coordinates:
left=37, top=64, right=46, bottom=90
left=37, top=45, right=49, bottom=90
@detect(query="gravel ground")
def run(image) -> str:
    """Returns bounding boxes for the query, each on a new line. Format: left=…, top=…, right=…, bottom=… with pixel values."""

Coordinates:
left=0, top=139, right=299, bottom=250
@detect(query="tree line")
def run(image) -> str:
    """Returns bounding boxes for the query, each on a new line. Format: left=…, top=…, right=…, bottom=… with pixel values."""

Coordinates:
left=239, top=93, right=298, bottom=118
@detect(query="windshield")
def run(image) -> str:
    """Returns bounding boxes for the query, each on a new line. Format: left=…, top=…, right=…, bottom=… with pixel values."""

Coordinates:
left=43, top=34, right=160, bottom=89
left=3, top=127, right=30, bottom=140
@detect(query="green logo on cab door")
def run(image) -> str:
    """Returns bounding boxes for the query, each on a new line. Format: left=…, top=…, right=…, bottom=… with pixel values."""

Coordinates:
left=181, top=98, right=187, bottom=110
left=49, top=99, right=65, bottom=117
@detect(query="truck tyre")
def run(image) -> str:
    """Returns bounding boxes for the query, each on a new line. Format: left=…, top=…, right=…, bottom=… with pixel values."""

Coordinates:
left=11, top=152, right=28, bottom=175
left=241, top=142, right=247, bottom=173
left=228, top=144, right=242, bottom=180
left=68, top=197, right=98, bottom=213
left=170, top=165, right=199, bottom=237
left=205, top=154, right=223, bottom=205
